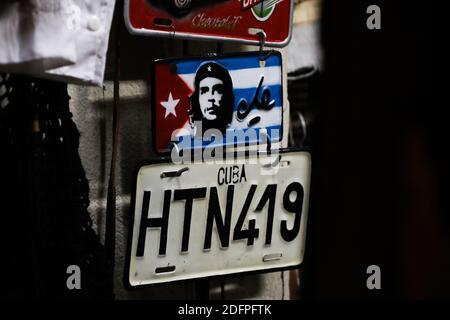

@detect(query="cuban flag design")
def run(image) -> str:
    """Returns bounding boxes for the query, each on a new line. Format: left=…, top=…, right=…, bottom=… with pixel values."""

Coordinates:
left=154, top=52, right=283, bottom=153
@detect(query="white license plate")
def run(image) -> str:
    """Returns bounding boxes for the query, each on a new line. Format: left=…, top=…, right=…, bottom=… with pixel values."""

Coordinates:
left=126, top=150, right=311, bottom=286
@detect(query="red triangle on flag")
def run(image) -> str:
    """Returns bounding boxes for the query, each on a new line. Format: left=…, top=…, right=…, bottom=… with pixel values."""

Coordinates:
left=154, top=63, right=193, bottom=153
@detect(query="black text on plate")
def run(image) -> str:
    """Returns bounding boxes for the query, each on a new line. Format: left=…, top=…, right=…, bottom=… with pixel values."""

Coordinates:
left=135, top=181, right=304, bottom=257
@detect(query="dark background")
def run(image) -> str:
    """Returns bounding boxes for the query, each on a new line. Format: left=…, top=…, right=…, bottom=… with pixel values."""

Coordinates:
left=302, top=0, right=450, bottom=298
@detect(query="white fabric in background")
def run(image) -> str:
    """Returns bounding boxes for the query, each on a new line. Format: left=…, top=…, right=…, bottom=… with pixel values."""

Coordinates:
left=286, top=22, right=322, bottom=73
left=0, top=0, right=116, bottom=86
left=0, top=1, right=77, bottom=74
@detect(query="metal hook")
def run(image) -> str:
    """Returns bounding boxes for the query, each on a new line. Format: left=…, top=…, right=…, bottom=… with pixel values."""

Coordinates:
left=289, top=111, right=308, bottom=147
left=257, top=31, right=271, bottom=67
left=260, top=49, right=275, bottom=62
left=297, top=111, right=308, bottom=147
left=258, top=31, right=266, bottom=52
left=160, top=167, right=189, bottom=179
left=262, top=155, right=281, bottom=168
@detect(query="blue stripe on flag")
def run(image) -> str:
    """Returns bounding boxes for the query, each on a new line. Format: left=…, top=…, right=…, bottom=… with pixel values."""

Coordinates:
left=174, top=55, right=282, bottom=75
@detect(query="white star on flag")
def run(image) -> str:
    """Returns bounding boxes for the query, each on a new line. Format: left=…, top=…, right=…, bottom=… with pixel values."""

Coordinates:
left=160, top=92, right=180, bottom=118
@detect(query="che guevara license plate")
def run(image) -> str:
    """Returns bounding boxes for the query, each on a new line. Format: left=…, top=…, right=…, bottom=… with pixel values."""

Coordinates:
left=127, top=150, right=311, bottom=286
left=153, top=51, right=284, bottom=154
left=124, top=0, right=294, bottom=47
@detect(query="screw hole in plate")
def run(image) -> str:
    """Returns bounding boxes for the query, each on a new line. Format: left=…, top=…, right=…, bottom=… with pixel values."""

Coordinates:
left=155, top=265, right=176, bottom=274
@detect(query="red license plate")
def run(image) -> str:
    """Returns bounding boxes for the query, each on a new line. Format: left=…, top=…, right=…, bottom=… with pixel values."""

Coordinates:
left=125, top=0, right=294, bottom=47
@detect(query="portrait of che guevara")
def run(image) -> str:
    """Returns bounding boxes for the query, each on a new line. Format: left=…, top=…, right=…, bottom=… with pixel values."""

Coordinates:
left=189, top=62, right=235, bottom=134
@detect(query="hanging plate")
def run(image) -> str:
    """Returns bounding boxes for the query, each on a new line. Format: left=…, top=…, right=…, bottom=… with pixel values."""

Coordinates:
left=126, top=149, right=311, bottom=287
left=152, top=51, right=284, bottom=154
left=125, top=0, right=294, bottom=47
